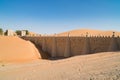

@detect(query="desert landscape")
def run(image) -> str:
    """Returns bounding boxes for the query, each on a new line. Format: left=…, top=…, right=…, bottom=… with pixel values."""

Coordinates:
left=0, top=0, right=120, bottom=80
left=0, top=29, right=120, bottom=80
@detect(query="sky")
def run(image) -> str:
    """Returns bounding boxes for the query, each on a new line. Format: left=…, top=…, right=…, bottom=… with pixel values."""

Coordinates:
left=0, top=0, right=120, bottom=34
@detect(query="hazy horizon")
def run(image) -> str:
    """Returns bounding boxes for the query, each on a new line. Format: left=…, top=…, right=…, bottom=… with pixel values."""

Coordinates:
left=0, top=0, right=120, bottom=34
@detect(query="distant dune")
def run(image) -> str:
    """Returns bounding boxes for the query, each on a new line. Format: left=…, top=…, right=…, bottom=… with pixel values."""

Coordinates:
left=0, top=36, right=41, bottom=62
left=58, top=29, right=120, bottom=37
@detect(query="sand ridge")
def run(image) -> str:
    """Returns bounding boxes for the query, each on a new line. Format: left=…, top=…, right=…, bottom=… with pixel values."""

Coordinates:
left=0, top=36, right=41, bottom=62
left=58, top=29, right=120, bottom=37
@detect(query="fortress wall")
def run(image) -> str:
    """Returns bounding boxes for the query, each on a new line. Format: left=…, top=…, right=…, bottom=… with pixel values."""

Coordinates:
left=117, top=37, right=120, bottom=49
left=56, top=37, right=66, bottom=56
left=22, top=36, right=120, bottom=57
left=70, top=37, right=85, bottom=56
left=89, top=37, right=111, bottom=53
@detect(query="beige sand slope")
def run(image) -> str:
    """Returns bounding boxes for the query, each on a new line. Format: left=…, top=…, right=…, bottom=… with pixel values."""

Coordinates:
left=0, top=36, right=41, bottom=62
left=58, top=29, right=120, bottom=37
left=0, top=52, right=120, bottom=80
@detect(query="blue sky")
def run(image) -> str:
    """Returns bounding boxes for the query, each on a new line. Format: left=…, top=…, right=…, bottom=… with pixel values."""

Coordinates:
left=0, top=0, right=120, bottom=34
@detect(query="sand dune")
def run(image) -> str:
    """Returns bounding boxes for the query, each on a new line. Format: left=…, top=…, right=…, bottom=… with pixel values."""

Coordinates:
left=0, top=52, right=120, bottom=80
left=0, top=36, right=41, bottom=62
left=58, top=29, right=120, bottom=37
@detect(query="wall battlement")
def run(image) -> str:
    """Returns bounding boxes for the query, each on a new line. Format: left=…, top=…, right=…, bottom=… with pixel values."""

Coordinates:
left=22, top=36, right=120, bottom=58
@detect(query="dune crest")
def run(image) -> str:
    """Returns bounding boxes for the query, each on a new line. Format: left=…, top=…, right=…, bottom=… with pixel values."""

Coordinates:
left=58, top=29, right=120, bottom=36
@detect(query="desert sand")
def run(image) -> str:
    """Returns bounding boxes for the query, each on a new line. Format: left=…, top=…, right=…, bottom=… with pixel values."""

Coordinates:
left=0, top=52, right=120, bottom=80
left=58, top=29, right=120, bottom=37
left=0, top=36, right=41, bottom=62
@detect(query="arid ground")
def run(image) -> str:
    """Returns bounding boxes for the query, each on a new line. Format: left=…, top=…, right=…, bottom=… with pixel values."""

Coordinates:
left=0, top=52, right=120, bottom=80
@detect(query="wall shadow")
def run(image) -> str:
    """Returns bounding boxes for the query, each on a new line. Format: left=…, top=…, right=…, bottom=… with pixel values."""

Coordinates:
left=30, top=41, right=51, bottom=59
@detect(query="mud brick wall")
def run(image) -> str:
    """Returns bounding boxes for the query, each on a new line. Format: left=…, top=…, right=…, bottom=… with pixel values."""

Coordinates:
left=22, top=36, right=120, bottom=57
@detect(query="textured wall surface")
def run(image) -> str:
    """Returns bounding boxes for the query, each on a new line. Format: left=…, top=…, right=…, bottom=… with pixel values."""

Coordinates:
left=22, top=36, right=120, bottom=57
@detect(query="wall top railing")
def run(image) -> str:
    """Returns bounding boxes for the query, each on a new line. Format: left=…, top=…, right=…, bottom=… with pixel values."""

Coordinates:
left=22, top=32, right=120, bottom=38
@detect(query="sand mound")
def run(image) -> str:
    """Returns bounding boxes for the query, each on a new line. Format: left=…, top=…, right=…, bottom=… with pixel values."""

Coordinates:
left=58, top=29, right=120, bottom=37
left=0, top=36, right=41, bottom=62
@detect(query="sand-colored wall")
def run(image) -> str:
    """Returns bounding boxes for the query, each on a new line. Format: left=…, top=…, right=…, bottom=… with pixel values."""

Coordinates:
left=22, top=36, right=120, bottom=57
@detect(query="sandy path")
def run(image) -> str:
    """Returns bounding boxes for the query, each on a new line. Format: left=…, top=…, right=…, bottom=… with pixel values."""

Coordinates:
left=0, top=52, right=120, bottom=80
